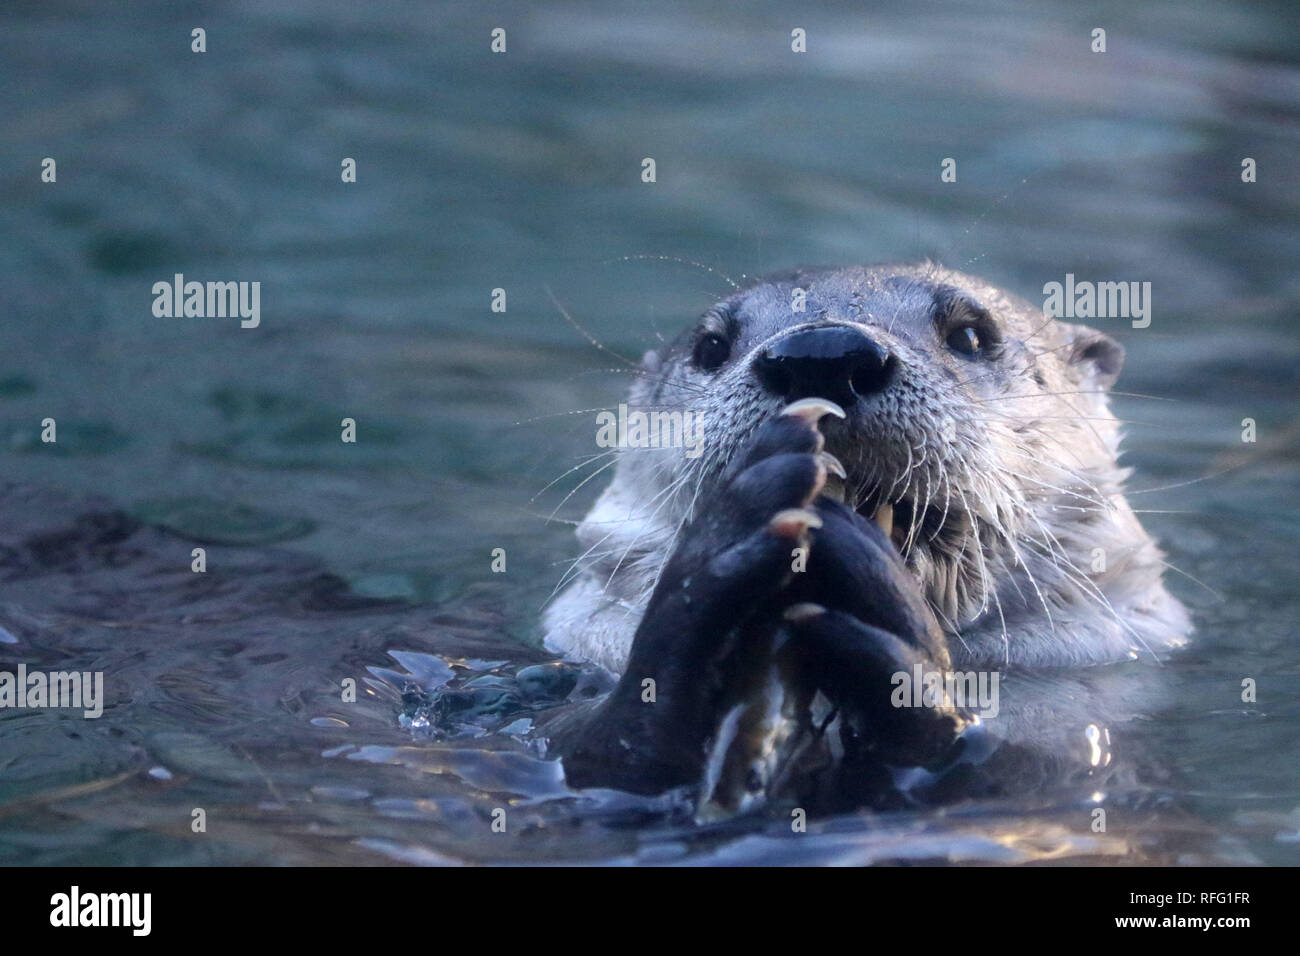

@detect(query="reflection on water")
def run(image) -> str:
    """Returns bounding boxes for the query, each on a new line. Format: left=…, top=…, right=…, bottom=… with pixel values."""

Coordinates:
left=0, top=0, right=1297, bottom=864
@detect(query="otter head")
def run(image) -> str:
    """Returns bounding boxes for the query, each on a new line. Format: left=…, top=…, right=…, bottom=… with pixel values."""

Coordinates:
left=548, top=263, right=1187, bottom=670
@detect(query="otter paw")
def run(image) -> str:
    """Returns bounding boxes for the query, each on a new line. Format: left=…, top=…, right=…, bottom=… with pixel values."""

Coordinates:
left=626, top=397, right=849, bottom=672
left=558, top=399, right=847, bottom=792
left=783, top=603, right=973, bottom=768
left=774, top=497, right=973, bottom=768
left=796, top=497, right=945, bottom=659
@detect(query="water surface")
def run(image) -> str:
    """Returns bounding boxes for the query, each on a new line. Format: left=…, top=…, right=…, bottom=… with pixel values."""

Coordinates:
left=0, top=0, right=1297, bottom=864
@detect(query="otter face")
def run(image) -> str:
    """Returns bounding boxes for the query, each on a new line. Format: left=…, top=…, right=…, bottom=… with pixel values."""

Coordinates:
left=548, top=263, right=1186, bottom=673
left=625, top=264, right=1130, bottom=636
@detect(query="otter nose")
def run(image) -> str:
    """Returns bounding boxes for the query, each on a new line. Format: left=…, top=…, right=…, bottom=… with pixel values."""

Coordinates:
left=752, top=325, right=895, bottom=407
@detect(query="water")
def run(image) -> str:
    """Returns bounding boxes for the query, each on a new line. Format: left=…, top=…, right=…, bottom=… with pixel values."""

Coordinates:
left=0, top=0, right=1297, bottom=864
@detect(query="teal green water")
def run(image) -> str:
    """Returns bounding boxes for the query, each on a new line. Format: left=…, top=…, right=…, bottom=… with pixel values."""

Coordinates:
left=0, top=0, right=1297, bottom=864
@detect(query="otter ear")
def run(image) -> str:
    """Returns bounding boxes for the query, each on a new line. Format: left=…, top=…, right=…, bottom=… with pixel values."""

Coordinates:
left=1067, top=325, right=1124, bottom=390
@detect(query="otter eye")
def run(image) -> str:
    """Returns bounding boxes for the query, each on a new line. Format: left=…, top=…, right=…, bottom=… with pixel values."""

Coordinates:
left=692, top=332, right=731, bottom=372
left=946, top=325, right=982, bottom=356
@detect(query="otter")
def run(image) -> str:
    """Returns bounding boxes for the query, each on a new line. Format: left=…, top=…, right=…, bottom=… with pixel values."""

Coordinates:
left=537, top=263, right=1190, bottom=813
